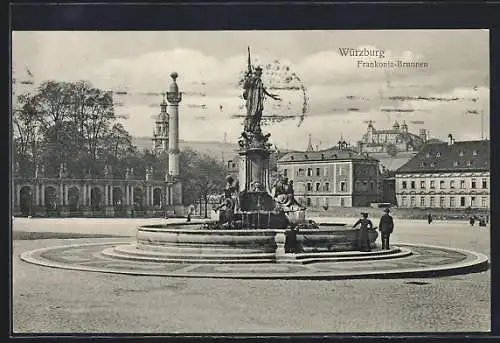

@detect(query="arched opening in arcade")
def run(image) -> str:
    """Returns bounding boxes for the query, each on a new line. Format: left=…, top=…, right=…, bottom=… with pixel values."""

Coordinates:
left=133, top=187, right=144, bottom=212
left=153, top=188, right=162, bottom=209
left=44, top=186, right=58, bottom=216
left=19, top=186, right=33, bottom=216
left=90, top=187, right=103, bottom=211
left=68, top=187, right=80, bottom=215
left=113, top=187, right=125, bottom=216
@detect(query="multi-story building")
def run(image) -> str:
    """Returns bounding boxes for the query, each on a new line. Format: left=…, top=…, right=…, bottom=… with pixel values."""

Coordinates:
left=277, top=141, right=381, bottom=208
left=395, top=136, right=490, bottom=209
left=358, top=120, right=427, bottom=154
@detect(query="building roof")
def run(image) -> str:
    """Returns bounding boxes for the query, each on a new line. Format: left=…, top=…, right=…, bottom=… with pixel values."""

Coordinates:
left=278, top=146, right=378, bottom=163
left=396, top=140, right=490, bottom=173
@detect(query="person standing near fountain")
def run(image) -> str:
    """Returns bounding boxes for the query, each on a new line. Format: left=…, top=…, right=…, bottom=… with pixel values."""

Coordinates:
left=353, top=212, right=374, bottom=252
left=378, top=208, right=394, bottom=250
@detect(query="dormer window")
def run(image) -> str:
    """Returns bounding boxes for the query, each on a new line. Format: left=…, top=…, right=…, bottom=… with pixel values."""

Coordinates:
left=321, top=153, right=325, bottom=160
left=467, top=161, right=472, bottom=167
left=290, top=156, right=294, bottom=160
left=420, top=162, right=425, bottom=167
left=304, top=154, right=308, bottom=159
left=459, top=151, right=464, bottom=157
left=436, top=152, right=441, bottom=158
left=430, top=162, right=435, bottom=167
left=453, top=161, right=458, bottom=167
left=473, top=150, right=478, bottom=156
left=426, top=152, right=430, bottom=158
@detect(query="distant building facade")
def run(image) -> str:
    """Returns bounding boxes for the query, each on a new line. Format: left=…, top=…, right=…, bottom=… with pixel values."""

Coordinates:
left=358, top=120, right=428, bottom=154
left=277, top=141, right=381, bottom=208
left=395, top=136, right=490, bottom=210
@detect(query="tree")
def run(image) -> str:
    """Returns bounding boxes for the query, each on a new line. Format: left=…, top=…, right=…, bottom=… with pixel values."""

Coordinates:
left=179, top=149, right=227, bottom=216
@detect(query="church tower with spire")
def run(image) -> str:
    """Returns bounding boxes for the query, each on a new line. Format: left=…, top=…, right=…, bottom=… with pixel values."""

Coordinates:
left=306, top=134, right=314, bottom=152
left=152, top=93, right=169, bottom=153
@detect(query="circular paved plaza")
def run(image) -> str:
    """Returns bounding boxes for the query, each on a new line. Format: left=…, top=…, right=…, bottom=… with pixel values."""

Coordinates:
left=12, top=217, right=491, bottom=333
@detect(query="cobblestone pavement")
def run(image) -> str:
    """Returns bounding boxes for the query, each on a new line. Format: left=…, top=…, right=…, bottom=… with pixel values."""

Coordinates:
left=12, top=218, right=490, bottom=333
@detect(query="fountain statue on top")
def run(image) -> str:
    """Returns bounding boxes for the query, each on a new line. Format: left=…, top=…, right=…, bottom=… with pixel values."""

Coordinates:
left=214, top=47, right=307, bottom=229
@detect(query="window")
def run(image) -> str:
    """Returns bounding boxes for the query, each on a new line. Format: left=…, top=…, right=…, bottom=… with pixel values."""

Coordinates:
left=430, top=162, right=435, bottom=167
left=315, top=198, right=320, bottom=207
left=460, top=180, right=465, bottom=189
left=453, top=161, right=458, bottom=167
left=340, top=181, right=346, bottom=192
left=482, top=179, right=488, bottom=189
left=460, top=196, right=466, bottom=207
left=420, top=180, right=425, bottom=189
left=307, top=183, right=312, bottom=191
left=290, top=156, right=294, bottom=161
left=370, top=181, right=375, bottom=192
left=324, top=182, right=330, bottom=191
left=430, top=197, right=435, bottom=207
left=471, top=196, right=476, bottom=207
left=459, top=151, right=464, bottom=157
left=410, top=196, right=416, bottom=207
left=426, top=152, right=430, bottom=158
left=439, top=180, right=444, bottom=189
left=402, top=181, right=407, bottom=189
left=340, top=198, right=345, bottom=207
left=338, top=166, right=343, bottom=176
left=324, top=167, right=329, bottom=176
left=283, top=169, right=288, bottom=177
left=440, top=197, right=445, bottom=208
left=450, top=180, right=455, bottom=189
left=401, top=196, right=408, bottom=207
left=324, top=198, right=329, bottom=206
left=420, top=197, right=425, bottom=207
left=306, top=198, right=312, bottom=206
left=473, top=150, right=478, bottom=156
left=410, top=181, right=416, bottom=189
left=315, top=183, right=321, bottom=191
left=472, top=179, right=477, bottom=189
left=466, top=161, right=472, bottom=167
left=321, top=154, right=325, bottom=160
left=316, top=168, right=321, bottom=176
left=307, top=168, right=312, bottom=176
left=450, top=197, right=455, bottom=208
left=436, top=152, right=441, bottom=158
left=297, top=168, right=304, bottom=176
left=430, top=180, right=435, bottom=189
left=481, top=197, right=487, bottom=208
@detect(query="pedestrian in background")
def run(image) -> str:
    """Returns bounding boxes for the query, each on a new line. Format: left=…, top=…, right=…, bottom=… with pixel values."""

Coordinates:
left=353, top=212, right=373, bottom=252
left=427, top=213, right=433, bottom=224
left=378, top=208, right=394, bottom=250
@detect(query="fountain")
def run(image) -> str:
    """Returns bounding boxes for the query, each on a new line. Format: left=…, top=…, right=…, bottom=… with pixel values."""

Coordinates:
left=104, top=48, right=378, bottom=264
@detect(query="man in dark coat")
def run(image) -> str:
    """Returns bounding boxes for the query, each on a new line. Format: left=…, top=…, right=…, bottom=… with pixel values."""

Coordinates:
left=378, top=208, right=394, bottom=250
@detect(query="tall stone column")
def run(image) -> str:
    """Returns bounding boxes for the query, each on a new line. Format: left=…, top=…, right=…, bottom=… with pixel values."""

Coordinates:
left=167, top=72, right=182, bottom=179
left=125, top=185, right=129, bottom=206
left=104, top=185, right=108, bottom=206
left=59, top=184, right=64, bottom=206
left=41, top=184, right=45, bottom=206
left=15, top=184, right=20, bottom=207
left=64, top=185, right=68, bottom=205
left=131, top=186, right=135, bottom=206
left=34, top=183, right=39, bottom=206
left=110, top=185, right=114, bottom=205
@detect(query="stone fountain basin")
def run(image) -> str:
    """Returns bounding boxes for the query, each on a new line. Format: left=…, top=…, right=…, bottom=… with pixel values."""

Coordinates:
left=135, top=222, right=378, bottom=255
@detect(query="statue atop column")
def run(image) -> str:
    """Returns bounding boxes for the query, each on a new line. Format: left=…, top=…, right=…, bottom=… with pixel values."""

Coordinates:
left=239, top=47, right=281, bottom=149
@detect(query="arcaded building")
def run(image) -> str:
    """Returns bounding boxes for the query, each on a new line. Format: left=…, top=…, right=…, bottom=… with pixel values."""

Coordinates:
left=395, top=136, right=490, bottom=210
left=277, top=141, right=381, bottom=208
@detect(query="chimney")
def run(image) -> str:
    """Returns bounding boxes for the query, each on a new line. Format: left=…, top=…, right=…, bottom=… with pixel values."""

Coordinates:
left=447, top=134, right=454, bottom=146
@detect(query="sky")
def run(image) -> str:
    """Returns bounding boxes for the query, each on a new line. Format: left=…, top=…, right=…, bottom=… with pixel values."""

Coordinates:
left=12, top=30, right=490, bottom=151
